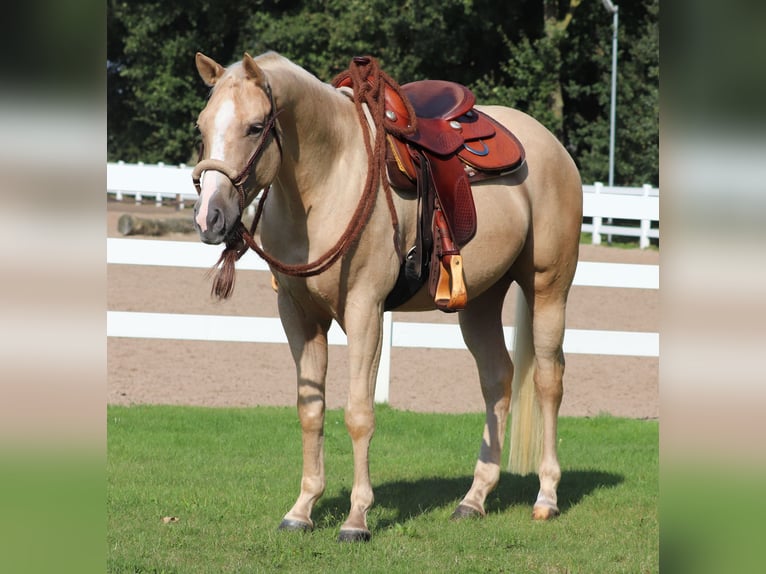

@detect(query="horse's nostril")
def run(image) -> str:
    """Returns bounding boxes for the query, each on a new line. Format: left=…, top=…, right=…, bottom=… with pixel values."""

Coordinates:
left=209, top=208, right=224, bottom=233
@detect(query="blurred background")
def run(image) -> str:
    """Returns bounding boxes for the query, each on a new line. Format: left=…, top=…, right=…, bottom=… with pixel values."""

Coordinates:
left=0, top=2, right=104, bottom=573
left=662, top=2, right=766, bottom=572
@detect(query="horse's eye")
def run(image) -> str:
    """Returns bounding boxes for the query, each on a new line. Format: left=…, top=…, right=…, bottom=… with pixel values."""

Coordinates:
left=247, top=123, right=264, bottom=136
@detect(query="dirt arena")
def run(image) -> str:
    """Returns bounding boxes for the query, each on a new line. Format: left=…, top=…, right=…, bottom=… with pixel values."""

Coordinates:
left=107, top=202, right=658, bottom=419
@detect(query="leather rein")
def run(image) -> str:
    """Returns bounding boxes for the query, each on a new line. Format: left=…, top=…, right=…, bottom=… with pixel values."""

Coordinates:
left=192, top=57, right=408, bottom=298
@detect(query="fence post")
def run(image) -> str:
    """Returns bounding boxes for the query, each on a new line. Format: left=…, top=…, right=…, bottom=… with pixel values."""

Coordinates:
left=177, top=163, right=187, bottom=210
left=640, top=184, right=651, bottom=249
left=114, top=161, right=125, bottom=202
left=155, top=162, right=165, bottom=206
left=592, top=182, right=603, bottom=245
left=374, top=311, right=393, bottom=403
left=135, top=162, right=144, bottom=204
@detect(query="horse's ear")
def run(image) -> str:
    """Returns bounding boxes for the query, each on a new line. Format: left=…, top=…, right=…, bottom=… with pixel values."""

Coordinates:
left=196, top=52, right=225, bottom=87
left=242, top=52, right=268, bottom=90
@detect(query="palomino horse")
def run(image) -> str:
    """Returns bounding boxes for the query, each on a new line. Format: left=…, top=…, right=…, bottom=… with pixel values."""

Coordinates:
left=191, top=51, right=582, bottom=542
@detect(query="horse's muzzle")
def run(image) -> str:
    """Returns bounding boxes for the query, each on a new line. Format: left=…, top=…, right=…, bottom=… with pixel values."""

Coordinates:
left=192, top=158, right=245, bottom=244
left=193, top=204, right=228, bottom=244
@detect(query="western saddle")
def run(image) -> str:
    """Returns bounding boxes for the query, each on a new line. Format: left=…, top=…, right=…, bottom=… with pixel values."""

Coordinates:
left=334, top=58, right=525, bottom=312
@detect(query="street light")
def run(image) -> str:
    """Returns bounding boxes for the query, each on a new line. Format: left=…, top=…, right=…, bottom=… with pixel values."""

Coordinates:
left=602, top=0, right=618, bottom=188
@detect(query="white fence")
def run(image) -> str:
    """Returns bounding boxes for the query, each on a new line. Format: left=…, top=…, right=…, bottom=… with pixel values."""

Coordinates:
left=581, top=182, right=659, bottom=249
left=107, top=161, right=196, bottom=208
left=107, top=162, right=660, bottom=248
left=106, top=237, right=659, bottom=403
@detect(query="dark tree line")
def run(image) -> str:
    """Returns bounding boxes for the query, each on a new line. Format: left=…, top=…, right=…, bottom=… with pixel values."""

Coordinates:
left=107, top=0, right=658, bottom=186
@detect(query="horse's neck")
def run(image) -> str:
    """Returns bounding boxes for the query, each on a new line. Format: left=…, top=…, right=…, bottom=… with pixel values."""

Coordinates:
left=266, top=61, right=365, bottom=211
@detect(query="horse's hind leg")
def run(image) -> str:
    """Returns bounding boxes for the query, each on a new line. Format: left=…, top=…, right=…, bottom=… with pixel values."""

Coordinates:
left=277, top=293, right=331, bottom=532
left=452, top=277, right=514, bottom=519
left=527, top=280, right=569, bottom=520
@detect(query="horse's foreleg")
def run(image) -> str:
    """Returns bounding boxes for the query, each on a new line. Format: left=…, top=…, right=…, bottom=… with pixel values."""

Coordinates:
left=277, top=294, right=331, bottom=531
left=453, top=280, right=514, bottom=519
left=529, top=290, right=567, bottom=520
left=338, top=302, right=384, bottom=542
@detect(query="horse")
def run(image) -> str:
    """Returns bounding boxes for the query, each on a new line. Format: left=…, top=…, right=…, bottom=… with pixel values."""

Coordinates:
left=190, top=51, right=582, bottom=542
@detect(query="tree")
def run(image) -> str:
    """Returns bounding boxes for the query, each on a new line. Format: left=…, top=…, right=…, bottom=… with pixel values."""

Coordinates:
left=560, top=0, right=658, bottom=185
left=239, top=0, right=538, bottom=84
left=108, top=0, right=250, bottom=163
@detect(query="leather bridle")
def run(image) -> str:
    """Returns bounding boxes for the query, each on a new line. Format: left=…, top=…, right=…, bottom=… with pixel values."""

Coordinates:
left=191, top=86, right=282, bottom=214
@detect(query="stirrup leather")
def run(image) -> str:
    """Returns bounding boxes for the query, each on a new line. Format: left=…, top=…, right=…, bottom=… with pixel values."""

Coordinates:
left=430, top=207, right=468, bottom=312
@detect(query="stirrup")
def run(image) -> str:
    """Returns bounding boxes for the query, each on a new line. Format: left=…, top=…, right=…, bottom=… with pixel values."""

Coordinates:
left=433, top=254, right=467, bottom=311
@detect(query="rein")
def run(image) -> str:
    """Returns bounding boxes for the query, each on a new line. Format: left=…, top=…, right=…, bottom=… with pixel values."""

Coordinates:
left=195, top=57, right=415, bottom=299
left=330, top=56, right=418, bottom=265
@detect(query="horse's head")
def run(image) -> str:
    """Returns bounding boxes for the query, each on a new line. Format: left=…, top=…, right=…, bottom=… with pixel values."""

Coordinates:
left=192, top=52, right=282, bottom=244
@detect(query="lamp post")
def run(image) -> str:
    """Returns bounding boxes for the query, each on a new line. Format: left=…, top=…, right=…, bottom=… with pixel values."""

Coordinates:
left=602, top=0, right=618, bottom=188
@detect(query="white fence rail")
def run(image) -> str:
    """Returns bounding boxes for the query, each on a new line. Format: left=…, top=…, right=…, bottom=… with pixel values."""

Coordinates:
left=107, top=162, right=660, bottom=248
left=107, top=161, right=196, bottom=208
left=106, top=238, right=659, bottom=403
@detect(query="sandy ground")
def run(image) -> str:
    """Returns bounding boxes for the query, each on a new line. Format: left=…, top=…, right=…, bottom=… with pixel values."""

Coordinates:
left=107, top=201, right=659, bottom=419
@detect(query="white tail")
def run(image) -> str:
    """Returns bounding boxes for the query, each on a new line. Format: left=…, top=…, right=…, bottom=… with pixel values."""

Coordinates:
left=508, top=289, right=543, bottom=474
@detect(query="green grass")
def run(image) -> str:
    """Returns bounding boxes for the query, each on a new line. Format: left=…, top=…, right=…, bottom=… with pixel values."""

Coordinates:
left=107, top=405, right=658, bottom=573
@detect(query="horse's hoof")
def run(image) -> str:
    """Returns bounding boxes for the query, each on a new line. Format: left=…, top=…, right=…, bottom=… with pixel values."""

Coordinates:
left=450, top=503, right=485, bottom=520
left=338, top=528, right=372, bottom=543
left=531, top=504, right=560, bottom=521
left=278, top=518, right=313, bottom=532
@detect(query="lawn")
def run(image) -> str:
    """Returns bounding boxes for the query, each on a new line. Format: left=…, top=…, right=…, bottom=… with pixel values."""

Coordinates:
left=107, top=405, right=658, bottom=573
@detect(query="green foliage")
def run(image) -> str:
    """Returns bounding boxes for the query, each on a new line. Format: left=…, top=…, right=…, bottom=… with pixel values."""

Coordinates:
left=238, top=0, right=537, bottom=84
left=473, top=33, right=563, bottom=135
left=108, top=405, right=658, bottom=572
left=560, top=0, right=659, bottom=185
left=108, top=0, right=251, bottom=163
left=108, top=0, right=658, bottom=185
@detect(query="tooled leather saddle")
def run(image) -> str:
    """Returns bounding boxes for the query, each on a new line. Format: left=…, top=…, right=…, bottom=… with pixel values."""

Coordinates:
left=335, top=63, right=525, bottom=312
